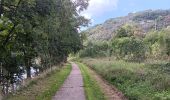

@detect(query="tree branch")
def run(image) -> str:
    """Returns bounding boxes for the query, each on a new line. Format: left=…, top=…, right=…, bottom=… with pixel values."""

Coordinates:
left=2, top=0, right=22, bottom=47
left=2, top=24, right=16, bottom=46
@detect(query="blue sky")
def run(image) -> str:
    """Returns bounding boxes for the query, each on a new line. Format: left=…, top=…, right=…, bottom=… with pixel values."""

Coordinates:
left=81, top=0, right=170, bottom=27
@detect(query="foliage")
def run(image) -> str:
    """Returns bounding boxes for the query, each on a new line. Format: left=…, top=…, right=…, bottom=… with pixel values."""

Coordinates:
left=112, top=27, right=146, bottom=62
left=159, top=29, right=170, bottom=56
left=0, top=0, right=89, bottom=94
left=79, top=41, right=109, bottom=58
left=82, top=58, right=170, bottom=100
left=115, top=27, right=128, bottom=38
left=144, top=29, right=170, bottom=59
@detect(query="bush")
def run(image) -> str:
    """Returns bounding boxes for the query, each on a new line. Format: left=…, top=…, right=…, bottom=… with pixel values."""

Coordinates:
left=112, top=37, right=146, bottom=62
left=79, top=41, right=109, bottom=58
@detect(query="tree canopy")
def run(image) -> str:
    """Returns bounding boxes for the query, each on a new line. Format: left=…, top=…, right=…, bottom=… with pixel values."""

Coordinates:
left=0, top=0, right=89, bottom=94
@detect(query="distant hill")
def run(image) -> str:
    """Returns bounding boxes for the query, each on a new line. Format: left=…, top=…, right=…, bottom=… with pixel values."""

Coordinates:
left=84, top=9, right=170, bottom=41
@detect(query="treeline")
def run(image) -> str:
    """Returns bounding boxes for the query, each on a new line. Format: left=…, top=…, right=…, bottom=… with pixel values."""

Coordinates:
left=133, top=9, right=170, bottom=21
left=0, top=0, right=89, bottom=94
left=80, top=24, right=170, bottom=62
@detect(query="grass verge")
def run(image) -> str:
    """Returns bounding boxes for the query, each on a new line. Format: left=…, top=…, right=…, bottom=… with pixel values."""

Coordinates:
left=5, top=64, right=71, bottom=100
left=81, top=58, right=170, bottom=100
left=77, top=62, right=106, bottom=100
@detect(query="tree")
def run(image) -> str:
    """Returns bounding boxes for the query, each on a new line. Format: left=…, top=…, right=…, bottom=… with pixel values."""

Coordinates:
left=112, top=37, right=146, bottom=62
left=0, top=0, right=89, bottom=94
left=115, top=27, right=128, bottom=38
left=159, top=29, right=170, bottom=58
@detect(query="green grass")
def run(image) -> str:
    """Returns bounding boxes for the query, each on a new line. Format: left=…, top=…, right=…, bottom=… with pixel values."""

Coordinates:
left=81, top=58, right=170, bottom=100
left=6, top=64, right=71, bottom=100
left=77, top=62, right=106, bottom=100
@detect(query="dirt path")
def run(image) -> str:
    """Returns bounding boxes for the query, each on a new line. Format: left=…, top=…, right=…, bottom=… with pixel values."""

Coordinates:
left=53, top=63, right=85, bottom=100
left=88, top=67, right=127, bottom=100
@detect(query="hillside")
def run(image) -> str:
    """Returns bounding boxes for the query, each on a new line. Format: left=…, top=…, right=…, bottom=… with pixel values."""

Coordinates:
left=85, top=9, right=170, bottom=41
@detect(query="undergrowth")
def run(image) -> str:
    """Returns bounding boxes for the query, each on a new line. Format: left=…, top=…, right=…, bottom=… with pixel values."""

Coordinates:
left=82, top=58, right=170, bottom=100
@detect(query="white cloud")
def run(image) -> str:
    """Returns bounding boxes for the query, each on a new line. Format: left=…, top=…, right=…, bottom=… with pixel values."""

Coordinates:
left=81, top=0, right=119, bottom=19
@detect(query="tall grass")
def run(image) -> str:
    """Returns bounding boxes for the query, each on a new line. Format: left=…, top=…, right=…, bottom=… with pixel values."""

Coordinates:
left=82, top=58, right=170, bottom=100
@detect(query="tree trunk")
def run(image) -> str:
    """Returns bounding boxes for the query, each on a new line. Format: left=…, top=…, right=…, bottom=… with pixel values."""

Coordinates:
left=12, top=83, right=15, bottom=92
left=35, top=68, right=39, bottom=76
left=25, top=59, right=31, bottom=78
left=26, top=66, right=31, bottom=78
left=0, top=0, right=4, bottom=15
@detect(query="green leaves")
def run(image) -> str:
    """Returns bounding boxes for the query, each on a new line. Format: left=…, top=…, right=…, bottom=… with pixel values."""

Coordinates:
left=0, top=0, right=89, bottom=91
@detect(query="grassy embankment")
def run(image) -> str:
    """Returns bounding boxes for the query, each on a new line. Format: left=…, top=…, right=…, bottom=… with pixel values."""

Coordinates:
left=77, top=62, right=106, bottom=100
left=81, top=58, right=170, bottom=100
left=5, top=64, right=71, bottom=100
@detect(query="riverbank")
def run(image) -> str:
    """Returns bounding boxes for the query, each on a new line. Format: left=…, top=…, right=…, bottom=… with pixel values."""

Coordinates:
left=4, top=64, right=71, bottom=100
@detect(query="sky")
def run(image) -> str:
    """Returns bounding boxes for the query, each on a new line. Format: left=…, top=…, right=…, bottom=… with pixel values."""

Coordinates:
left=81, top=0, right=170, bottom=27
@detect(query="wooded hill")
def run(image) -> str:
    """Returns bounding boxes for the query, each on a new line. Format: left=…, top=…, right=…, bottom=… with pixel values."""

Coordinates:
left=85, top=9, right=170, bottom=41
